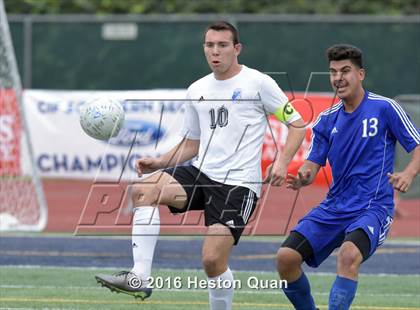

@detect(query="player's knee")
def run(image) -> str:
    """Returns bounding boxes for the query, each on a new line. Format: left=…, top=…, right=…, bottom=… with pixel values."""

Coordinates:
left=131, top=184, right=160, bottom=207
left=337, top=242, right=363, bottom=270
left=276, top=247, right=301, bottom=274
left=202, top=253, right=224, bottom=275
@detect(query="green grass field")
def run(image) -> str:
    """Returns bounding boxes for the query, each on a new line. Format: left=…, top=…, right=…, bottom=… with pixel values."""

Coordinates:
left=0, top=267, right=419, bottom=309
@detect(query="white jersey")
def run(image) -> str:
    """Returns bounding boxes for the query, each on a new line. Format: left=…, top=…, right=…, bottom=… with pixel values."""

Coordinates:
left=180, top=65, right=301, bottom=196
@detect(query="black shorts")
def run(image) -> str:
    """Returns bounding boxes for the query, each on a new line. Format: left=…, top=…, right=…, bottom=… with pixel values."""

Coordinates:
left=163, top=166, right=257, bottom=245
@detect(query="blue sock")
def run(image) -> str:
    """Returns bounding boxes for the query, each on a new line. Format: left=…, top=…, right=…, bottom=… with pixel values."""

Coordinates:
left=329, top=276, right=358, bottom=310
left=282, top=272, right=316, bottom=310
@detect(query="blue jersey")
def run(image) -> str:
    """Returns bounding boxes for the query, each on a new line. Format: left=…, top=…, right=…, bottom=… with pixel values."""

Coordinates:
left=307, top=91, right=419, bottom=215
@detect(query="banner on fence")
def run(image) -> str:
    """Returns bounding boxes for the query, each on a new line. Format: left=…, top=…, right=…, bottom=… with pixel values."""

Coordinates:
left=22, top=89, right=334, bottom=184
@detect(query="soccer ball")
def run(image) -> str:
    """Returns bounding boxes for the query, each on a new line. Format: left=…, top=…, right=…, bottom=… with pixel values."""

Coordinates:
left=79, top=98, right=125, bottom=141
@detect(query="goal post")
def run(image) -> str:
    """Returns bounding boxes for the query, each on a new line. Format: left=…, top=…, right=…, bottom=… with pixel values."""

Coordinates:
left=0, top=0, right=47, bottom=231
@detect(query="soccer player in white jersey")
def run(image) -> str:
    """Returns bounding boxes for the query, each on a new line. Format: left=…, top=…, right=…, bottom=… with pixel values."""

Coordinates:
left=277, top=44, right=420, bottom=310
left=95, top=21, right=305, bottom=309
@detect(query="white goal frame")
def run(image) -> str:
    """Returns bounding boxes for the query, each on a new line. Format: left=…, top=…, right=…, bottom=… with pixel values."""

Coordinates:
left=0, top=0, right=47, bottom=231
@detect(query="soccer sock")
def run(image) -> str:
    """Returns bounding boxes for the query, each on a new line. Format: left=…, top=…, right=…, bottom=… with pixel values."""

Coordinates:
left=130, top=206, right=160, bottom=280
left=329, top=276, right=358, bottom=310
left=208, top=268, right=234, bottom=310
left=282, top=272, right=316, bottom=310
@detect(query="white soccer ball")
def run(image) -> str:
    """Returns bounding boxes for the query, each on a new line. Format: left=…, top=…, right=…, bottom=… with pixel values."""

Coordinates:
left=79, top=98, right=125, bottom=141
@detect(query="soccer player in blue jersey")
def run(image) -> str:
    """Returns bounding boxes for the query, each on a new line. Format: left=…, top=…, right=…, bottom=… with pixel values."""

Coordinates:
left=276, top=44, right=420, bottom=310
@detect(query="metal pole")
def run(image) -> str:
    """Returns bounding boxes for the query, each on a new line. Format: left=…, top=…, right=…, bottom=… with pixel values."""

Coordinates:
left=23, top=15, right=32, bottom=89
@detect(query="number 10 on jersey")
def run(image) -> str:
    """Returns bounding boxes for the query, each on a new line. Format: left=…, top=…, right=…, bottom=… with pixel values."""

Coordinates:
left=209, top=106, right=229, bottom=129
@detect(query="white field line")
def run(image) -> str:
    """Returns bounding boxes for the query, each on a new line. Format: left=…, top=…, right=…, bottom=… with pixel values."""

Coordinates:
left=1, top=234, right=419, bottom=246
left=1, top=265, right=419, bottom=277
left=0, top=284, right=419, bottom=298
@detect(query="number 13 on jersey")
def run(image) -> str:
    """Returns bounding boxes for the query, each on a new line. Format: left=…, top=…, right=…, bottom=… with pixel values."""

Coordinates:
left=362, top=117, right=378, bottom=137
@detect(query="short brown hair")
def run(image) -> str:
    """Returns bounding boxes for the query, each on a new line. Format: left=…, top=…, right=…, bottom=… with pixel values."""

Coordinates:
left=204, top=21, right=239, bottom=45
left=326, top=44, right=364, bottom=68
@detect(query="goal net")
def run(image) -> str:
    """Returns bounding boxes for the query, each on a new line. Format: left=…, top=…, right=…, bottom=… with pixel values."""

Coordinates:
left=0, top=0, right=47, bottom=231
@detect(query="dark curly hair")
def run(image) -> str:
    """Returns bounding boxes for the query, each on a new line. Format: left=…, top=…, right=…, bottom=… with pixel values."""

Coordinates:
left=326, top=44, right=363, bottom=68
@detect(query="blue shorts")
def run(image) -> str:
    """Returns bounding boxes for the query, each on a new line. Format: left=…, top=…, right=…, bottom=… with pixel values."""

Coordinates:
left=293, top=205, right=393, bottom=267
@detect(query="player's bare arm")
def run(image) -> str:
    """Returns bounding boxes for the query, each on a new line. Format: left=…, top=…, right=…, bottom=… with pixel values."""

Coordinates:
left=264, top=118, right=306, bottom=186
left=136, top=138, right=200, bottom=176
left=387, top=145, right=420, bottom=193
left=286, top=160, right=321, bottom=190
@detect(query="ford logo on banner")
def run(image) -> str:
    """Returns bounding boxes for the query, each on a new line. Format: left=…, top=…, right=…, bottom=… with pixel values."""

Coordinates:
left=107, top=120, right=166, bottom=147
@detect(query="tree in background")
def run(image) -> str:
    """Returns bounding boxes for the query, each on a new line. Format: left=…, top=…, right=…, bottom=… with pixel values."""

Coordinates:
left=5, top=0, right=420, bottom=15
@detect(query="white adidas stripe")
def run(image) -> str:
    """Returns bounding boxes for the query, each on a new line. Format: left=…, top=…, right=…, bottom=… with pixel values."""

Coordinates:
left=245, top=191, right=255, bottom=224
left=369, top=93, right=420, bottom=142
left=380, top=222, right=391, bottom=233
left=312, top=102, right=343, bottom=128
left=240, top=191, right=249, bottom=222
left=243, top=191, right=255, bottom=224
left=368, top=131, right=388, bottom=210
left=306, top=133, right=315, bottom=159
left=307, top=103, right=342, bottom=158
left=388, top=100, right=420, bottom=143
left=368, top=94, right=420, bottom=144
left=379, top=217, right=393, bottom=243
left=306, top=106, right=342, bottom=159
left=320, top=101, right=343, bottom=116
left=240, top=190, right=250, bottom=223
left=241, top=191, right=249, bottom=224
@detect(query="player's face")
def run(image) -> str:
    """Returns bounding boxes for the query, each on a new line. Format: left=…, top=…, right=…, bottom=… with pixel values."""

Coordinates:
left=204, top=30, right=241, bottom=78
left=329, top=60, right=365, bottom=100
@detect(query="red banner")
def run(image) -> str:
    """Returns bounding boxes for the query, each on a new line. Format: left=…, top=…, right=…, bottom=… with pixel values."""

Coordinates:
left=0, top=89, right=21, bottom=175
left=262, top=92, right=338, bottom=186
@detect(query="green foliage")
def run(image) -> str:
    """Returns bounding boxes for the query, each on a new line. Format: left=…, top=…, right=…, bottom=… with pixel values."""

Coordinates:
left=5, top=0, right=420, bottom=15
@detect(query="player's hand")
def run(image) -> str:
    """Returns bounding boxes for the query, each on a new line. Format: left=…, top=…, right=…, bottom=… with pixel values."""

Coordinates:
left=263, top=163, right=273, bottom=184
left=263, top=161, right=287, bottom=186
left=387, top=171, right=415, bottom=193
left=286, top=170, right=312, bottom=190
left=135, top=157, right=162, bottom=177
